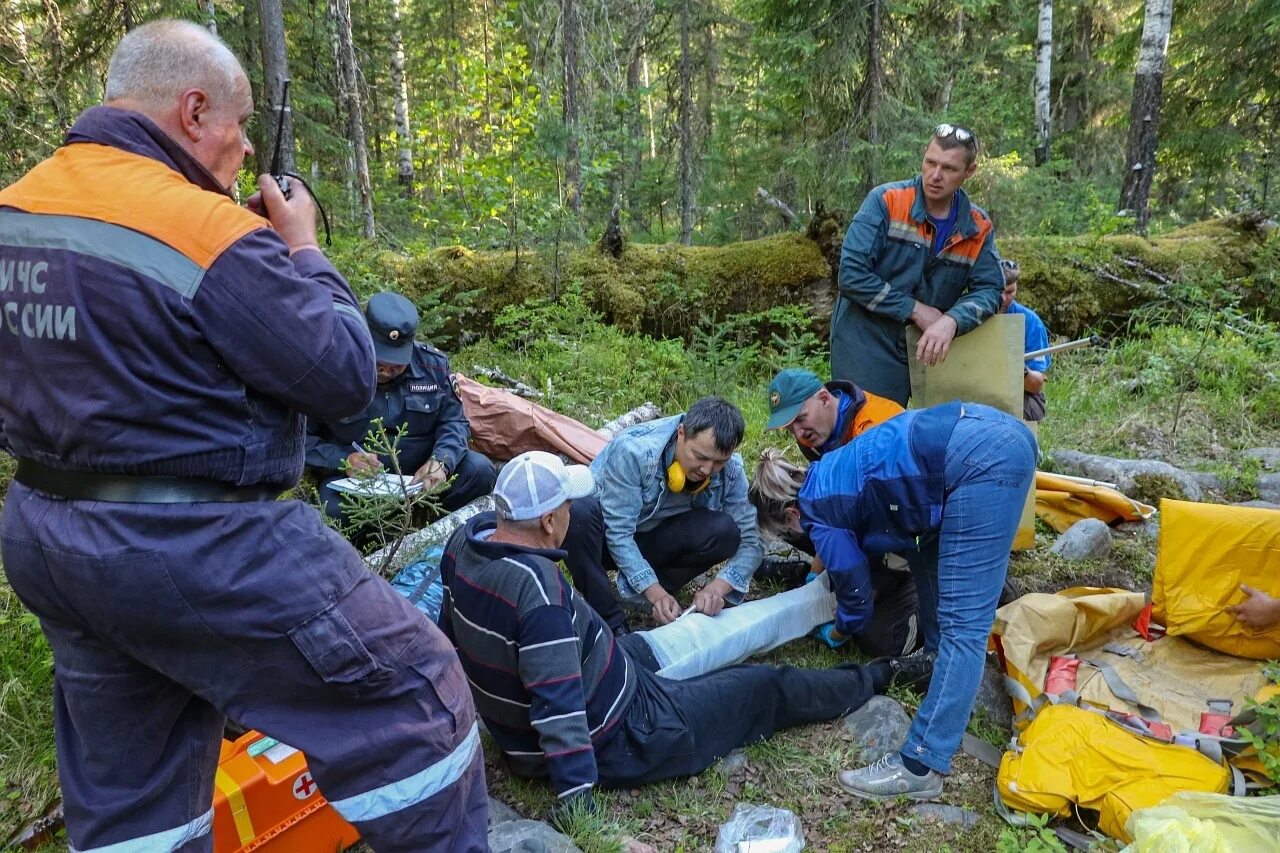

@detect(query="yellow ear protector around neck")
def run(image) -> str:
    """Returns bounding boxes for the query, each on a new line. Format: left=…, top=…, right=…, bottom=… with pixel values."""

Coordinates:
left=667, top=460, right=710, bottom=494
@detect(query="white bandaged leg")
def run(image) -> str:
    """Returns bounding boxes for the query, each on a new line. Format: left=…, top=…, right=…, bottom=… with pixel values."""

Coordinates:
left=639, top=576, right=837, bottom=681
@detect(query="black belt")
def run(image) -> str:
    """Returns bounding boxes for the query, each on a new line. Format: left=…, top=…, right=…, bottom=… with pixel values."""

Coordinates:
left=14, top=458, right=283, bottom=504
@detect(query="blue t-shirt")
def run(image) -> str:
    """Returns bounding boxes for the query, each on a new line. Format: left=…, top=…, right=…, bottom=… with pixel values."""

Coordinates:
left=927, top=196, right=959, bottom=255
left=1008, top=301, right=1051, bottom=372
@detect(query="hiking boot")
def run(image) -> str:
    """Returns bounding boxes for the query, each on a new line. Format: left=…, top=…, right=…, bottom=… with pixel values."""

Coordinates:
left=837, top=752, right=943, bottom=802
left=873, top=650, right=935, bottom=690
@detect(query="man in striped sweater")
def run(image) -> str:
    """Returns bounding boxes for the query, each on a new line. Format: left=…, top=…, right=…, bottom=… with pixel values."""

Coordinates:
left=441, top=451, right=930, bottom=818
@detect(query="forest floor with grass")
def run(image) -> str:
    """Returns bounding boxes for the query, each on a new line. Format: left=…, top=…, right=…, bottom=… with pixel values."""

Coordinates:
left=2, top=289, right=1278, bottom=851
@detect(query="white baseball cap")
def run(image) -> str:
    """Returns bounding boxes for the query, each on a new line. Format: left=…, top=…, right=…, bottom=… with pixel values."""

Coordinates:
left=494, top=451, right=596, bottom=520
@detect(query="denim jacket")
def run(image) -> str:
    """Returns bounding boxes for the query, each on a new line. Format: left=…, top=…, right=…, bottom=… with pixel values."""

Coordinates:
left=590, top=415, right=762, bottom=599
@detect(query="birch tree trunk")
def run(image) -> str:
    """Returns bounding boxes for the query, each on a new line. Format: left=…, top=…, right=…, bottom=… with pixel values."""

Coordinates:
left=389, top=0, right=414, bottom=197
left=330, top=0, right=377, bottom=238
left=562, top=0, right=583, bottom=217
left=940, top=8, right=963, bottom=113
left=863, top=0, right=883, bottom=193
left=257, top=0, right=295, bottom=177
left=677, top=0, right=695, bottom=245
left=1118, top=0, right=1174, bottom=232
left=200, top=0, right=217, bottom=35
left=1034, top=0, right=1053, bottom=165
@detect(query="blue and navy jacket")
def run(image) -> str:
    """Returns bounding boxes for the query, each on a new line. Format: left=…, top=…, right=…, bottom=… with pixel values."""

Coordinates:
left=799, top=402, right=962, bottom=635
left=305, top=342, right=471, bottom=476
left=832, top=176, right=1004, bottom=405
left=439, top=512, right=636, bottom=800
left=0, top=107, right=376, bottom=486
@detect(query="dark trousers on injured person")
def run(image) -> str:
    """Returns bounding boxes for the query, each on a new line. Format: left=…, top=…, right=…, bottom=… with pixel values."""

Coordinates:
left=561, top=495, right=739, bottom=632
left=593, top=653, right=875, bottom=786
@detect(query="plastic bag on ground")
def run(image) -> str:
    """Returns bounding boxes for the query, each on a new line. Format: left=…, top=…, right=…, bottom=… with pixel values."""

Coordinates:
left=1123, top=791, right=1280, bottom=853
left=714, top=803, right=805, bottom=853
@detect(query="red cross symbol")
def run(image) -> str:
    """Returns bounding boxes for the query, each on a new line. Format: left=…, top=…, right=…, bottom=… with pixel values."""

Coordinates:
left=292, top=771, right=318, bottom=800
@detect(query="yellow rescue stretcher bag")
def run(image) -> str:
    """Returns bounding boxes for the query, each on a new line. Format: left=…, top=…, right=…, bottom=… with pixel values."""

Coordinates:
left=1153, top=499, right=1280, bottom=660
left=996, top=703, right=1239, bottom=843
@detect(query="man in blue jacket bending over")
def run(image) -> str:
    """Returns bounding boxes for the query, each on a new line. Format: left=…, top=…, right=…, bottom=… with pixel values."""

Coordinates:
left=752, top=403, right=1036, bottom=800
left=560, top=397, right=763, bottom=634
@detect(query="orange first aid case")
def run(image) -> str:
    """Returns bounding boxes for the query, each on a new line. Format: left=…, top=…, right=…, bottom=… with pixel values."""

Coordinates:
left=213, top=730, right=361, bottom=852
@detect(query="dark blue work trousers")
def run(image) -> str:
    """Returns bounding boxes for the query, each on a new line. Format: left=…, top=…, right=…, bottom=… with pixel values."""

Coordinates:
left=1, top=485, right=488, bottom=852
left=561, top=495, right=740, bottom=631
left=593, top=650, right=876, bottom=787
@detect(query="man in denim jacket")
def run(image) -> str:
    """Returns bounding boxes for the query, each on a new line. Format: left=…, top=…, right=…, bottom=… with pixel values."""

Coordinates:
left=562, top=397, right=762, bottom=634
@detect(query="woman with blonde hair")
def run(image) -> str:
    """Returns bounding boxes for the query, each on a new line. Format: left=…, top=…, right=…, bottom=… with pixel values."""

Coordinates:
left=750, top=401, right=1036, bottom=802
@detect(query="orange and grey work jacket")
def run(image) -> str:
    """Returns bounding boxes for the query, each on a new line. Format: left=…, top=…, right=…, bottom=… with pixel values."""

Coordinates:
left=831, top=176, right=1004, bottom=406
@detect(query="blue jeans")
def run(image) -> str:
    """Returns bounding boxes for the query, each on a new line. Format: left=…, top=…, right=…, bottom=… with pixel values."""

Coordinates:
left=901, top=404, right=1036, bottom=773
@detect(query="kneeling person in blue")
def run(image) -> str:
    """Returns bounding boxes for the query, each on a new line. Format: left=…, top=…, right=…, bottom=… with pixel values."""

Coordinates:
left=752, top=402, right=1036, bottom=799
left=306, top=292, right=496, bottom=526
left=440, top=451, right=928, bottom=818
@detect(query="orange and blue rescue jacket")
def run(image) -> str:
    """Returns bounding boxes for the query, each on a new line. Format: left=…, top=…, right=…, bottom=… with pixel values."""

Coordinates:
left=0, top=106, right=375, bottom=486
left=831, top=176, right=1003, bottom=405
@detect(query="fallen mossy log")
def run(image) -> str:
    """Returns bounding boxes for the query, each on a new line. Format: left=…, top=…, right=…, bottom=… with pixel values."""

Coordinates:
left=378, top=214, right=1276, bottom=343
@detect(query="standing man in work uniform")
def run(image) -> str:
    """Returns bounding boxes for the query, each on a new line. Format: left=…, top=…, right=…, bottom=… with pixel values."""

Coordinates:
left=831, top=125, right=1005, bottom=406
left=0, top=20, right=486, bottom=852
left=306, top=291, right=496, bottom=529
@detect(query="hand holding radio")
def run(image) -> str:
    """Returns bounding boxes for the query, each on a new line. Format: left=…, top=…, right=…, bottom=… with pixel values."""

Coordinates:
left=247, top=175, right=319, bottom=255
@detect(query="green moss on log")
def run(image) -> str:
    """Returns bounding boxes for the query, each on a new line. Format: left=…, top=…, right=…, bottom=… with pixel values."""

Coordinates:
left=397, top=233, right=830, bottom=336
left=383, top=215, right=1275, bottom=342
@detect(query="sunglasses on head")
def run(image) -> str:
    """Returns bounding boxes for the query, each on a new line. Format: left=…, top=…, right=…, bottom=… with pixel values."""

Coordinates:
left=934, top=123, right=975, bottom=144
left=1000, top=259, right=1020, bottom=271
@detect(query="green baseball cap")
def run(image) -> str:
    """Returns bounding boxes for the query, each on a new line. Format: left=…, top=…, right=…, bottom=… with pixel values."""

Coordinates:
left=766, top=368, right=824, bottom=430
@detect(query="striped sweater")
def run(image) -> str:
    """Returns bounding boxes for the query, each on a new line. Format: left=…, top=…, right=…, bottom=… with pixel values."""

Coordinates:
left=440, top=512, right=637, bottom=799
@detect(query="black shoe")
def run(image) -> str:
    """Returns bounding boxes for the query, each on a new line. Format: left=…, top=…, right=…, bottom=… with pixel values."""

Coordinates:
left=754, top=557, right=813, bottom=588
left=872, top=650, right=935, bottom=690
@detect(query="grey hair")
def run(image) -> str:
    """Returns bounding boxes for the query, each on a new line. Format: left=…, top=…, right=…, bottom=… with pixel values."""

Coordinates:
left=749, top=447, right=808, bottom=541
left=105, top=20, right=243, bottom=110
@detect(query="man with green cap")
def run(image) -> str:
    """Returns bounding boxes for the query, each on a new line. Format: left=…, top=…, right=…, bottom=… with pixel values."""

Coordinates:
left=765, top=368, right=904, bottom=461
left=755, top=367, right=920, bottom=658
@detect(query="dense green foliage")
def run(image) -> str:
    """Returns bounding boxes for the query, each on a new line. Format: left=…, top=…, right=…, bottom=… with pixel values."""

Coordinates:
left=2, top=0, right=1277, bottom=251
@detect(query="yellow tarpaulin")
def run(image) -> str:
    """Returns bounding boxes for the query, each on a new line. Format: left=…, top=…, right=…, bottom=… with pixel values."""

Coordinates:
left=1154, top=499, right=1280, bottom=660
left=1034, top=471, right=1155, bottom=533
left=997, top=703, right=1232, bottom=842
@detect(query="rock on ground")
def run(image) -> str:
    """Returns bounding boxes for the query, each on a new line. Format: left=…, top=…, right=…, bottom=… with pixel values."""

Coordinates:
left=1050, top=450, right=1203, bottom=503
left=1259, top=474, right=1280, bottom=504
left=488, top=797, right=522, bottom=825
left=970, top=657, right=1013, bottom=734
left=842, top=695, right=911, bottom=762
left=1235, top=500, right=1280, bottom=510
left=909, top=803, right=981, bottom=828
left=713, top=748, right=750, bottom=776
left=1049, top=518, right=1113, bottom=561
left=1244, top=447, right=1280, bottom=471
